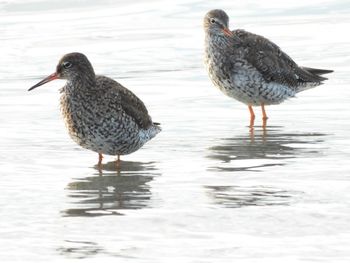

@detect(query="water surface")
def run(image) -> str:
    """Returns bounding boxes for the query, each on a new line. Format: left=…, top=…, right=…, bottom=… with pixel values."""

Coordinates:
left=1, top=0, right=350, bottom=262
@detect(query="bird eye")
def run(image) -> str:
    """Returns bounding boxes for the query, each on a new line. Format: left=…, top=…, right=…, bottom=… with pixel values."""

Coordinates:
left=210, top=18, right=216, bottom=24
left=62, top=61, right=73, bottom=69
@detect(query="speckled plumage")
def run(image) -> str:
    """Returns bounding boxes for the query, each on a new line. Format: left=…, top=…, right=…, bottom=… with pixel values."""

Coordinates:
left=204, top=9, right=332, bottom=123
left=29, top=52, right=161, bottom=164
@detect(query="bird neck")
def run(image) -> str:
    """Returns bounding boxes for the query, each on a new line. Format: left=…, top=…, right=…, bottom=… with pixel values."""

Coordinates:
left=206, top=32, right=232, bottom=50
left=65, top=74, right=96, bottom=95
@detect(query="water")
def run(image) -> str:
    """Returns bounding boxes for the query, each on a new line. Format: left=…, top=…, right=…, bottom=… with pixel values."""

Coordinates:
left=1, top=0, right=350, bottom=262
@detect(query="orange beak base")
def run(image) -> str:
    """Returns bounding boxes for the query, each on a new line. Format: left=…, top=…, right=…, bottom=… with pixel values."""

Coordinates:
left=222, top=27, right=233, bottom=37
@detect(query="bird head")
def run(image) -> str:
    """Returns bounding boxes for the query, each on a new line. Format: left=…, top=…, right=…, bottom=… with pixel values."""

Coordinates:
left=203, top=9, right=233, bottom=37
left=28, top=52, right=95, bottom=91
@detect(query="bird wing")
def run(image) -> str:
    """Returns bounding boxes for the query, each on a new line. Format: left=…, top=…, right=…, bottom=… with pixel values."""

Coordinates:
left=96, top=76, right=153, bottom=129
left=232, top=29, right=326, bottom=86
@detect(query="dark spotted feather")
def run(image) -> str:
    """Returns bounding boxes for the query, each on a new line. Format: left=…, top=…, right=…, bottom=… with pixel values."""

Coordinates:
left=232, top=29, right=331, bottom=87
left=96, top=76, right=153, bottom=129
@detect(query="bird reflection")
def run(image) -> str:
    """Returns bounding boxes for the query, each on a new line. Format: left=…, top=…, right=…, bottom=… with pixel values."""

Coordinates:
left=205, top=185, right=300, bottom=208
left=63, top=161, right=159, bottom=217
left=95, top=160, right=158, bottom=173
left=57, top=240, right=103, bottom=259
left=207, top=126, right=326, bottom=172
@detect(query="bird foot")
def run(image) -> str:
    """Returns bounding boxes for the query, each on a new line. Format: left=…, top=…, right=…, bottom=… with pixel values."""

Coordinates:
left=262, top=117, right=268, bottom=129
left=249, top=117, right=255, bottom=129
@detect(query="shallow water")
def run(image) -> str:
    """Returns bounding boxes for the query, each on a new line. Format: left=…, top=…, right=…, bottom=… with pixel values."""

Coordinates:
left=1, top=0, right=350, bottom=262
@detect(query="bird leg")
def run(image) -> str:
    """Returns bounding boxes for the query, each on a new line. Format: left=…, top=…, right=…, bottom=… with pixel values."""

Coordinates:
left=98, top=153, right=103, bottom=169
left=248, top=105, right=255, bottom=129
left=261, top=104, right=268, bottom=128
left=115, top=155, right=121, bottom=169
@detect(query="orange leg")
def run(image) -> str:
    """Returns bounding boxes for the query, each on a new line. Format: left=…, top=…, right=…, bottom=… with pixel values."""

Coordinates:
left=115, top=155, right=121, bottom=169
left=249, top=125, right=255, bottom=142
left=261, top=104, right=268, bottom=128
left=98, top=153, right=103, bottom=166
left=261, top=104, right=268, bottom=120
left=248, top=105, right=255, bottom=128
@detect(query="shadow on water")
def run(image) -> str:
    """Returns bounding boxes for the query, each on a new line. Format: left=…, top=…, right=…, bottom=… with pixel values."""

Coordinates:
left=62, top=160, right=160, bottom=217
left=207, top=126, right=327, bottom=172
left=205, top=185, right=301, bottom=208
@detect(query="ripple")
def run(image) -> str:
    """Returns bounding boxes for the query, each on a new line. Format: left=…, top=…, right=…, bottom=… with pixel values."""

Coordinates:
left=205, top=185, right=301, bottom=208
left=207, top=126, right=327, bottom=172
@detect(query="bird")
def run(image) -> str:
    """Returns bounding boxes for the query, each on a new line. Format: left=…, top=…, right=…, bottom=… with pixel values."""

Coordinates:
left=203, top=9, right=333, bottom=128
left=28, top=52, right=161, bottom=168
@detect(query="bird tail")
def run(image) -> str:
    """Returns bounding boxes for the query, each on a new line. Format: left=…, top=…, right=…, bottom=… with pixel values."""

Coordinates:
left=301, top=67, right=334, bottom=76
left=139, top=122, right=161, bottom=143
left=296, top=67, right=333, bottom=93
left=152, top=122, right=162, bottom=136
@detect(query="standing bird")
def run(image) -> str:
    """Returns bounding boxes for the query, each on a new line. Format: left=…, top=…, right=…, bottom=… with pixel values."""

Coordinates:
left=29, top=52, right=161, bottom=167
left=204, top=9, right=333, bottom=127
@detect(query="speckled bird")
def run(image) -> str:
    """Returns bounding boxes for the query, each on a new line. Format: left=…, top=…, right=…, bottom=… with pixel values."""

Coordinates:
left=29, top=52, right=161, bottom=167
left=204, top=9, right=333, bottom=127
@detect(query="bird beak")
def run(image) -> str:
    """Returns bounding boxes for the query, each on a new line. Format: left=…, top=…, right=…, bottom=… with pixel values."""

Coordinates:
left=222, top=27, right=233, bottom=37
left=28, top=72, right=58, bottom=91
